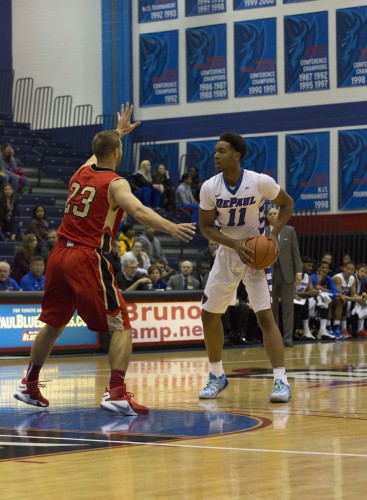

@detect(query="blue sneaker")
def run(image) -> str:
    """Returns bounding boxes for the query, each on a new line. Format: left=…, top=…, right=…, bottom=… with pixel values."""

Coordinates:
left=269, top=379, right=291, bottom=403
left=199, top=373, right=228, bottom=399
left=332, top=327, right=344, bottom=339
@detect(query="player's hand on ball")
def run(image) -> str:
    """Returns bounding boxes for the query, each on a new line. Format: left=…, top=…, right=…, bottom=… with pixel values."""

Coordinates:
left=234, top=238, right=254, bottom=266
left=268, top=234, right=279, bottom=257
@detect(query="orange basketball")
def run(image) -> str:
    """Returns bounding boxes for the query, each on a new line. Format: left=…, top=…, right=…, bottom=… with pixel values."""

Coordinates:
left=244, top=235, right=277, bottom=270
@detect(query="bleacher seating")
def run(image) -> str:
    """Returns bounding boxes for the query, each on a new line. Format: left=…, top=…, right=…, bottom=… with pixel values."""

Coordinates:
left=18, top=205, right=64, bottom=218
left=17, top=194, right=56, bottom=205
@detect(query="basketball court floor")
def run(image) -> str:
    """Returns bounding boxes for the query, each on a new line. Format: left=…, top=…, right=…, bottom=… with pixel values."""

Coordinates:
left=1, top=339, right=367, bottom=499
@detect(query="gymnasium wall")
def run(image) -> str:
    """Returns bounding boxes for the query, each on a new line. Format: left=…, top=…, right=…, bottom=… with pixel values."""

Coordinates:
left=5, top=0, right=367, bottom=218
left=11, top=0, right=103, bottom=118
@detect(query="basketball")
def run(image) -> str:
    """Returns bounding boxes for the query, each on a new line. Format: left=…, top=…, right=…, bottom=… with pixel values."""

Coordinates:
left=244, top=235, right=277, bottom=270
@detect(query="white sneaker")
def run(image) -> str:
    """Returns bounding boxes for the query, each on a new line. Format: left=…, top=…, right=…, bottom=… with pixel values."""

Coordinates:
left=317, top=329, right=335, bottom=340
left=303, top=330, right=315, bottom=340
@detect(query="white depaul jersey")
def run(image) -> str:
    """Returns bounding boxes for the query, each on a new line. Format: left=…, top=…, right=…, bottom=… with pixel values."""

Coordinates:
left=200, top=169, right=280, bottom=239
left=296, top=273, right=310, bottom=294
left=333, top=272, right=355, bottom=295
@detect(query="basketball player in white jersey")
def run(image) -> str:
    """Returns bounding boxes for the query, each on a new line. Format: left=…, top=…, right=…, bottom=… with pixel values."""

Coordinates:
left=198, top=132, right=294, bottom=403
left=332, top=262, right=356, bottom=338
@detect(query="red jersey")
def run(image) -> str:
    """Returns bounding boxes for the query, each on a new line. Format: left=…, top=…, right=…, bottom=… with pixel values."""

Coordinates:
left=57, top=164, right=124, bottom=251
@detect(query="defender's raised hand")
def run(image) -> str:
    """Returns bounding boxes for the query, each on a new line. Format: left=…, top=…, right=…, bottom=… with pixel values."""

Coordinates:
left=116, top=103, right=141, bottom=138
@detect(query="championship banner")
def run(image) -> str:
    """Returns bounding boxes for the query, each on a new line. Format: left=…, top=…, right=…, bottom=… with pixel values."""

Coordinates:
left=338, top=129, right=367, bottom=211
left=140, top=143, right=180, bottom=184
left=244, top=136, right=278, bottom=180
left=284, top=11, right=329, bottom=93
left=286, top=132, right=330, bottom=212
left=138, top=0, right=178, bottom=23
left=337, top=7, right=367, bottom=89
left=140, top=30, right=179, bottom=107
left=234, top=18, right=277, bottom=98
left=234, top=0, right=275, bottom=10
left=283, top=1, right=316, bottom=3
left=186, top=0, right=226, bottom=16
left=186, top=24, right=228, bottom=103
left=0, top=306, right=97, bottom=349
left=187, top=140, right=217, bottom=181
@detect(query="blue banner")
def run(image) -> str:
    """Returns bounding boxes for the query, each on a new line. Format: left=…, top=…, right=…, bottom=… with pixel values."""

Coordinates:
left=140, top=30, right=179, bottom=107
left=234, top=18, right=277, bottom=98
left=186, top=24, right=227, bottom=102
left=140, top=143, right=180, bottom=184
left=187, top=135, right=277, bottom=182
left=286, top=132, right=330, bottom=212
left=284, top=11, right=329, bottom=93
left=0, top=306, right=97, bottom=349
left=186, top=0, right=226, bottom=16
left=338, top=129, right=367, bottom=211
left=244, top=136, right=278, bottom=180
left=283, top=1, right=316, bottom=3
left=187, top=140, right=217, bottom=182
left=337, top=7, right=367, bottom=88
left=138, top=0, right=178, bottom=23
left=234, top=0, right=275, bottom=10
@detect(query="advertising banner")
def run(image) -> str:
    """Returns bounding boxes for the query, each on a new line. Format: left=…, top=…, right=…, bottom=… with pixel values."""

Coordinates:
left=186, top=24, right=227, bottom=103
left=338, top=129, right=367, bottom=210
left=186, top=0, right=226, bottom=16
left=0, top=306, right=97, bottom=349
left=284, top=11, right=329, bottom=93
left=0, top=299, right=204, bottom=349
left=337, top=6, right=367, bottom=88
left=234, top=18, right=277, bottom=98
left=286, top=132, right=330, bottom=212
left=140, top=30, right=179, bottom=107
left=234, top=0, right=275, bottom=10
left=283, top=1, right=316, bottom=3
left=140, top=143, right=180, bottom=184
left=138, top=0, right=178, bottom=23
left=127, top=301, right=203, bottom=344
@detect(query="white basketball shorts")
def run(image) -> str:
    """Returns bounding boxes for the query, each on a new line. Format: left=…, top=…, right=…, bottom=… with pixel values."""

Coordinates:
left=201, top=245, right=272, bottom=314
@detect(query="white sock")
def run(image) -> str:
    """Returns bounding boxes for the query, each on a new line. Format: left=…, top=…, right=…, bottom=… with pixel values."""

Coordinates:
left=334, top=320, right=340, bottom=327
left=358, top=320, right=364, bottom=332
left=302, top=320, right=310, bottom=332
left=209, top=361, right=224, bottom=378
left=320, top=319, right=328, bottom=330
left=341, top=320, right=347, bottom=330
left=273, top=367, right=288, bottom=385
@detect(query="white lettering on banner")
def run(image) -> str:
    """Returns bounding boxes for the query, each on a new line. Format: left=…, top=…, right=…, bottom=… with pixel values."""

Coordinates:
left=0, top=313, right=87, bottom=330
left=126, top=301, right=204, bottom=344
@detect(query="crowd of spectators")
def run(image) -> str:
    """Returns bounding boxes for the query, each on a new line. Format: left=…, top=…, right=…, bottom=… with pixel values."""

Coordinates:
left=1, top=156, right=366, bottom=347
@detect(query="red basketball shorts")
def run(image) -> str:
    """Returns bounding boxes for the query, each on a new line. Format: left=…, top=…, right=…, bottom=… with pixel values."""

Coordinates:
left=39, top=243, right=131, bottom=332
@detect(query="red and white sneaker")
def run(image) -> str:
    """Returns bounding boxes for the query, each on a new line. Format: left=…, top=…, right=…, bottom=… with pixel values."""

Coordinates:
left=357, top=329, right=367, bottom=338
left=342, top=328, right=353, bottom=338
left=14, top=379, right=49, bottom=407
left=100, top=384, right=149, bottom=416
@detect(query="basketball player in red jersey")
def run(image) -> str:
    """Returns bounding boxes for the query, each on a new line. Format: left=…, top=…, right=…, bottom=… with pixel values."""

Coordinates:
left=14, top=104, right=196, bottom=415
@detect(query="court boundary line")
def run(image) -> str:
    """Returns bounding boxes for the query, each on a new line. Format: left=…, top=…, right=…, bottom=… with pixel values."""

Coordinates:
left=0, top=433, right=366, bottom=458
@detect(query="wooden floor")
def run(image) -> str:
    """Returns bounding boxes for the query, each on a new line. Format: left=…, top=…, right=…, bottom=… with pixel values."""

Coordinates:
left=2, top=339, right=367, bottom=499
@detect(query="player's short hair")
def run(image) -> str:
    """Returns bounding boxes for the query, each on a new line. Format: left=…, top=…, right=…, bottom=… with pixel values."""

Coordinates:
left=302, top=256, right=315, bottom=264
left=219, top=132, right=248, bottom=160
left=92, top=130, right=120, bottom=159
